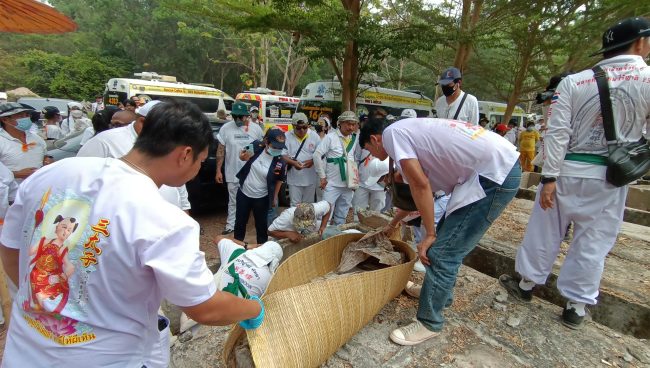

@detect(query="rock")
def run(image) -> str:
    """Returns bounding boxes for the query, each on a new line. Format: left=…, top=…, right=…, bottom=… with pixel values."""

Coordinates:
left=492, top=302, right=507, bottom=312
left=178, top=330, right=193, bottom=343
left=495, top=291, right=508, bottom=303
left=628, top=347, right=650, bottom=364
left=464, top=275, right=476, bottom=283
left=622, top=352, right=634, bottom=363
left=506, top=316, right=521, bottom=328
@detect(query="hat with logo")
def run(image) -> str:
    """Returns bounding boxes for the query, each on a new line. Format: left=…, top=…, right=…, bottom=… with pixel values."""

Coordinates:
left=231, top=101, right=250, bottom=116
left=337, top=110, right=359, bottom=123
left=591, top=17, right=650, bottom=56
left=0, top=102, right=34, bottom=117
left=266, top=128, right=287, bottom=149
left=291, top=112, right=309, bottom=124
left=437, top=67, right=462, bottom=85
left=137, top=100, right=162, bottom=117
left=42, top=106, right=61, bottom=119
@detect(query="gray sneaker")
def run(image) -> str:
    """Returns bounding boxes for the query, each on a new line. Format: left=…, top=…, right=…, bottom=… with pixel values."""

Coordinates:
left=561, top=305, right=587, bottom=330
left=498, top=274, right=532, bottom=302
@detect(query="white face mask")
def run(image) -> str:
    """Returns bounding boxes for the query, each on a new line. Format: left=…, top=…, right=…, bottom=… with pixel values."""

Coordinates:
left=71, top=110, right=83, bottom=119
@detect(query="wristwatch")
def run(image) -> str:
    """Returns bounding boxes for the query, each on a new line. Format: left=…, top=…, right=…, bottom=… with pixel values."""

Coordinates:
left=540, top=176, right=557, bottom=184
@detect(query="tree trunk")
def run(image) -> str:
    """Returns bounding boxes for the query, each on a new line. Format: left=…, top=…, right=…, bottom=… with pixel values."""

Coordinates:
left=341, top=0, right=360, bottom=111
left=503, top=27, right=537, bottom=124
left=281, top=39, right=293, bottom=93
left=453, top=0, right=483, bottom=71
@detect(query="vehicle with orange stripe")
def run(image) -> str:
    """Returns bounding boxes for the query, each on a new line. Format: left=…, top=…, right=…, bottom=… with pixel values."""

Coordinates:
left=235, top=88, right=300, bottom=131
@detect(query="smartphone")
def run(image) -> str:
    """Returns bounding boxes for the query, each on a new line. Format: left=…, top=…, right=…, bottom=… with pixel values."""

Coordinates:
left=245, top=143, right=254, bottom=155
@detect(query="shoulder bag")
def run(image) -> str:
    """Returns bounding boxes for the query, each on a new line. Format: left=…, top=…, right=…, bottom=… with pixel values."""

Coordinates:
left=592, top=66, right=650, bottom=187
left=387, top=158, right=417, bottom=211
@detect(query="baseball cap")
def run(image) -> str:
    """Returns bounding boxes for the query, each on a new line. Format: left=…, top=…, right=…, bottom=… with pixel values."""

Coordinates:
left=437, top=67, right=462, bottom=85
left=42, top=106, right=61, bottom=119
left=266, top=128, right=287, bottom=149
left=337, top=110, right=359, bottom=123
left=137, top=100, right=162, bottom=117
left=291, top=112, right=309, bottom=124
left=250, top=106, right=259, bottom=112
left=293, top=203, right=316, bottom=234
left=0, top=102, right=34, bottom=117
left=400, top=109, right=417, bottom=118
left=591, top=17, right=650, bottom=56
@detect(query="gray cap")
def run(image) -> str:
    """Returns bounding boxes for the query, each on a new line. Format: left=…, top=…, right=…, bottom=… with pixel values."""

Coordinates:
left=292, top=112, right=309, bottom=124
left=337, top=110, right=359, bottom=123
left=0, top=102, right=34, bottom=117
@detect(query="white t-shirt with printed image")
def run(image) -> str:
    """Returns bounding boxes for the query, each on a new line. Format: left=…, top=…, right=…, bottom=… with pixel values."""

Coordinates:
left=216, top=239, right=272, bottom=298
left=216, top=121, right=264, bottom=183
left=0, top=157, right=215, bottom=367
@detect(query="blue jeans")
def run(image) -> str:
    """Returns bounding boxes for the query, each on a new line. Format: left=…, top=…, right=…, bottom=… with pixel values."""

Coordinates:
left=417, top=162, right=521, bottom=331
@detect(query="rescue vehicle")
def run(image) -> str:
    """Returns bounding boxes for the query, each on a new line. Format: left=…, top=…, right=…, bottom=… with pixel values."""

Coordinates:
left=235, top=88, right=300, bottom=131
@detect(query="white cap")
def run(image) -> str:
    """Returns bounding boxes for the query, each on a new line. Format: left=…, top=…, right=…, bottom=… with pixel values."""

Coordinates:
left=67, top=101, right=83, bottom=110
left=292, top=112, right=309, bottom=124
left=400, top=109, right=417, bottom=118
left=137, top=100, right=163, bottom=117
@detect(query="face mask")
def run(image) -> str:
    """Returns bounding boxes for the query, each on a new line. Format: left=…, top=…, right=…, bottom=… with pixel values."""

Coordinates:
left=71, top=110, right=83, bottom=119
left=268, top=148, right=283, bottom=157
left=527, top=126, right=534, bottom=132
left=235, top=118, right=245, bottom=127
left=251, top=113, right=258, bottom=119
left=441, top=84, right=456, bottom=97
left=15, top=117, right=33, bottom=131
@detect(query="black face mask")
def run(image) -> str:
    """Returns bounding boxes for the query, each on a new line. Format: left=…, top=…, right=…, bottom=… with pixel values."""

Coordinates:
left=441, top=84, right=456, bottom=97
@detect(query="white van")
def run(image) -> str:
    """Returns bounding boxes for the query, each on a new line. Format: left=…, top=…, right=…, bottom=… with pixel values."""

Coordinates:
left=235, top=88, right=300, bottom=131
left=103, top=72, right=235, bottom=121
left=297, top=81, right=433, bottom=123
left=478, top=101, right=527, bottom=128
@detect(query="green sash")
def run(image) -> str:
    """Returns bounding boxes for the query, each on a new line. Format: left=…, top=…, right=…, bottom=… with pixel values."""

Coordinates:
left=222, top=248, right=250, bottom=298
left=326, top=133, right=357, bottom=181
left=565, top=153, right=608, bottom=166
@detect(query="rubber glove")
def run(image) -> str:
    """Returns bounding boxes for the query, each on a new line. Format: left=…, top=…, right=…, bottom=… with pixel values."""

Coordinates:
left=239, top=295, right=265, bottom=330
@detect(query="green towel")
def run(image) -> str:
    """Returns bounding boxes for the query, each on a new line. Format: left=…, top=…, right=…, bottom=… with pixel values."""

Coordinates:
left=327, top=157, right=347, bottom=181
left=565, top=153, right=607, bottom=166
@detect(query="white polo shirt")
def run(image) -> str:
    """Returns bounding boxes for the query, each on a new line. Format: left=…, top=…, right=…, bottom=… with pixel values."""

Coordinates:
left=0, top=128, right=47, bottom=183
left=76, top=122, right=191, bottom=210
left=217, top=121, right=264, bottom=183
left=284, top=130, right=320, bottom=186
left=1, top=157, right=215, bottom=367
left=358, top=149, right=388, bottom=191
left=268, top=200, right=331, bottom=233
left=313, top=129, right=359, bottom=187
left=382, top=118, right=519, bottom=215
left=216, top=239, right=272, bottom=297
left=434, top=91, right=479, bottom=125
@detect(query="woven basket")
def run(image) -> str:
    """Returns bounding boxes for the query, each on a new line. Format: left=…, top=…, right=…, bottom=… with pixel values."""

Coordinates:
left=223, top=232, right=416, bottom=367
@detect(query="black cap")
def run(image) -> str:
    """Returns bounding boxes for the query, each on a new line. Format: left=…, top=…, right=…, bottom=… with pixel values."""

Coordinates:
left=42, top=106, right=61, bottom=119
left=591, top=17, right=650, bottom=56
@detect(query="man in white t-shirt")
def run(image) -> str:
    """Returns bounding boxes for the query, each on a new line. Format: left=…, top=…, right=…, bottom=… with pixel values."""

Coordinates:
left=283, top=113, right=321, bottom=206
left=0, top=99, right=264, bottom=367
left=360, top=117, right=520, bottom=346
left=352, top=149, right=388, bottom=216
left=0, top=103, right=48, bottom=184
left=61, top=102, right=91, bottom=137
left=313, top=111, right=360, bottom=225
left=268, top=201, right=332, bottom=242
left=216, top=102, right=264, bottom=234
left=434, top=67, right=479, bottom=125
left=42, top=106, right=65, bottom=141
left=77, top=101, right=191, bottom=212
left=215, top=237, right=283, bottom=297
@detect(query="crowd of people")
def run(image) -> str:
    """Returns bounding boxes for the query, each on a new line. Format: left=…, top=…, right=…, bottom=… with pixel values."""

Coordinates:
left=0, top=16, right=648, bottom=366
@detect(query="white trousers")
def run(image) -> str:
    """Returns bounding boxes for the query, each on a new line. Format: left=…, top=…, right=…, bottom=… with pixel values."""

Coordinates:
left=323, top=185, right=354, bottom=225
left=515, top=177, right=627, bottom=305
left=226, top=182, right=240, bottom=230
left=352, top=187, right=386, bottom=212
left=288, top=184, right=317, bottom=207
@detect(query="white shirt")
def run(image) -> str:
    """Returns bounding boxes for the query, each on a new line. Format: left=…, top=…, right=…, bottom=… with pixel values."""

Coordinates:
left=79, top=127, right=95, bottom=146
left=358, top=149, right=388, bottom=191
left=283, top=131, right=320, bottom=186
left=45, top=124, right=64, bottom=140
left=434, top=91, right=479, bottom=125
left=0, top=129, right=47, bottom=183
left=217, top=121, right=264, bottom=183
left=76, top=122, right=191, bottom=210
left=241, top=151, right=273, bottom=198
left=1, top=157, right=215, bottom=367
left=383, top=118, right=519, bottom=215
left=216, top=239, right=271, bottom=297
left=543, top=55, right=650, bottom=179
left=504, top=129, right=518, bottom=146
left=313, top=129, right=360, bottom=187
left=61, top=117, right=92, bottom=137
left=268, top=201, right=331, bottom=233
left=0, top=162, right=17, bottom=225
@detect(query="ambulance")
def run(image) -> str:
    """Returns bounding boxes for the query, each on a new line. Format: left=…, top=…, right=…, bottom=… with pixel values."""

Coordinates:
left=103, top=72, right=235, bottom=122
left=478, top=101, right=527, bottom=128
left=297, top=81, right=433, bottom=123
left=235, top=88, right=300, bottom=131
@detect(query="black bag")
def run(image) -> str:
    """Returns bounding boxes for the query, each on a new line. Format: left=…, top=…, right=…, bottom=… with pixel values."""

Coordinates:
left=592, top=66, right=650, bottom=187
left=388, top=158, right=417, bottom=211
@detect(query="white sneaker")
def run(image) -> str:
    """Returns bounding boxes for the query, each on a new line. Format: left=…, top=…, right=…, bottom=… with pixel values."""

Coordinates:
left=390, top=320, right=439, bottom=346
left=404, top=281, right=421, bottom=299
left=413, top=260, right=426, bottom=273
